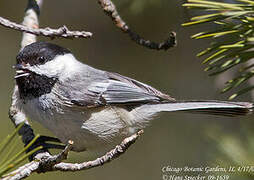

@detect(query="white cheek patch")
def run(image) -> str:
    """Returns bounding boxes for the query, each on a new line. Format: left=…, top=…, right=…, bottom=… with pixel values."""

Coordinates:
left=28, top=53, right=79, bottom=77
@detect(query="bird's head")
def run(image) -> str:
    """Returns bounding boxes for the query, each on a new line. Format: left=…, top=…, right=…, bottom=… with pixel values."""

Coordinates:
left=14, top=41, right=75, bottom=98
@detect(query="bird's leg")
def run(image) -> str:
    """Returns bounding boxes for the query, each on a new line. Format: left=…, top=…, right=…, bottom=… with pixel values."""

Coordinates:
left=18, top=124, right=66, bottom=161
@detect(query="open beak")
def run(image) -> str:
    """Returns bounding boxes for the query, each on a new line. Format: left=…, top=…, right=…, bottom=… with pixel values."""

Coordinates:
left=13, top=64, right=25, bottom=70
left=13, top=63, right=30, bottom=79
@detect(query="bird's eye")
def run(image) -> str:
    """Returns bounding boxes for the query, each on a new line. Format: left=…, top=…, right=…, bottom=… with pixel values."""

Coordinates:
left=38, top=56, right=46, bottom=64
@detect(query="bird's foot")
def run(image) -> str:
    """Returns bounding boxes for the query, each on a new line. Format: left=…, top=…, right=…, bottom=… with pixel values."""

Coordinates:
left=26, top=135, right=66, bottom=161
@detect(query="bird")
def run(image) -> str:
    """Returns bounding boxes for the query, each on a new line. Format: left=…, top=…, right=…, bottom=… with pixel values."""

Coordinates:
left=13, top=41, right=253, bottom=155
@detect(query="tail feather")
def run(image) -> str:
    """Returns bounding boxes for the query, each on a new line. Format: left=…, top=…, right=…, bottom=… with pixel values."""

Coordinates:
left=187, top=108, right=251, bottom=117
left=133, top=100, right=253, bottom=117
left=176, top=100, right=253, bottom=116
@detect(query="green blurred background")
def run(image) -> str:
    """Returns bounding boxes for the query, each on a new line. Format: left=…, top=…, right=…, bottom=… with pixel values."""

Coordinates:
left=0, top=0, right=253, bottom=179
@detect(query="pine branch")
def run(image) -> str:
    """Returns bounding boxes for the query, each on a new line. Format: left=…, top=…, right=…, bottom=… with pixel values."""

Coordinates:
left=183, top=0, right=254, bottom=99
left=0, top=124, right=42, bottom=177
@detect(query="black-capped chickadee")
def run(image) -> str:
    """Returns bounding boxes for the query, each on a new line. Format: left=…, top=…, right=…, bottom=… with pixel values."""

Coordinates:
left=13, top=42, right=253, bottom=154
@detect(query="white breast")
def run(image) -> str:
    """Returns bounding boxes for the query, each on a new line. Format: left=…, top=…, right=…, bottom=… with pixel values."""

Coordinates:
left=21, top=93, right=144, bottom=154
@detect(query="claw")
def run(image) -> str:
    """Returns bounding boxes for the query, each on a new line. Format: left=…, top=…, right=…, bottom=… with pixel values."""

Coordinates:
left=26, top=135, right=66, bottom=161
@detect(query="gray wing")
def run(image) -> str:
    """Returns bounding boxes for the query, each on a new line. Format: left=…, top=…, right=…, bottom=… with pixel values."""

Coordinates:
left=67, top=71, right=175, bottom=108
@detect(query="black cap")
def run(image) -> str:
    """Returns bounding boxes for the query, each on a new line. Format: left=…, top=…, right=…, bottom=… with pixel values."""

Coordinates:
left=16, top=42, right=71, bottom=65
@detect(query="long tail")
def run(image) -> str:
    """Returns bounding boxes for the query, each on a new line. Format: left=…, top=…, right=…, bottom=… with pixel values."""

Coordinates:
left=133, top=100, right=254, bottom=117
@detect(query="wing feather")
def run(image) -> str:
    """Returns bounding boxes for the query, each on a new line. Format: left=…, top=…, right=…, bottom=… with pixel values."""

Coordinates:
left=68, top=71, right=175, bottom=107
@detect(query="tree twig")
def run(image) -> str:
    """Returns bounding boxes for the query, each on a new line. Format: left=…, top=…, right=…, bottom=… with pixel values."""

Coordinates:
left=2, top=130, right=143, bottom=180
left=53, top=130, right=143, bottom=171
left=98, top=0, right=176, bottom=50
left=9, top=0, right=42, bottom=141
left=0, top=16, right=92, bottom=40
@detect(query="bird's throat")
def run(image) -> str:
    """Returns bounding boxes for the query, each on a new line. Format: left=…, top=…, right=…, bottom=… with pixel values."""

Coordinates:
left=16, top=73, right=57, bottom=100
